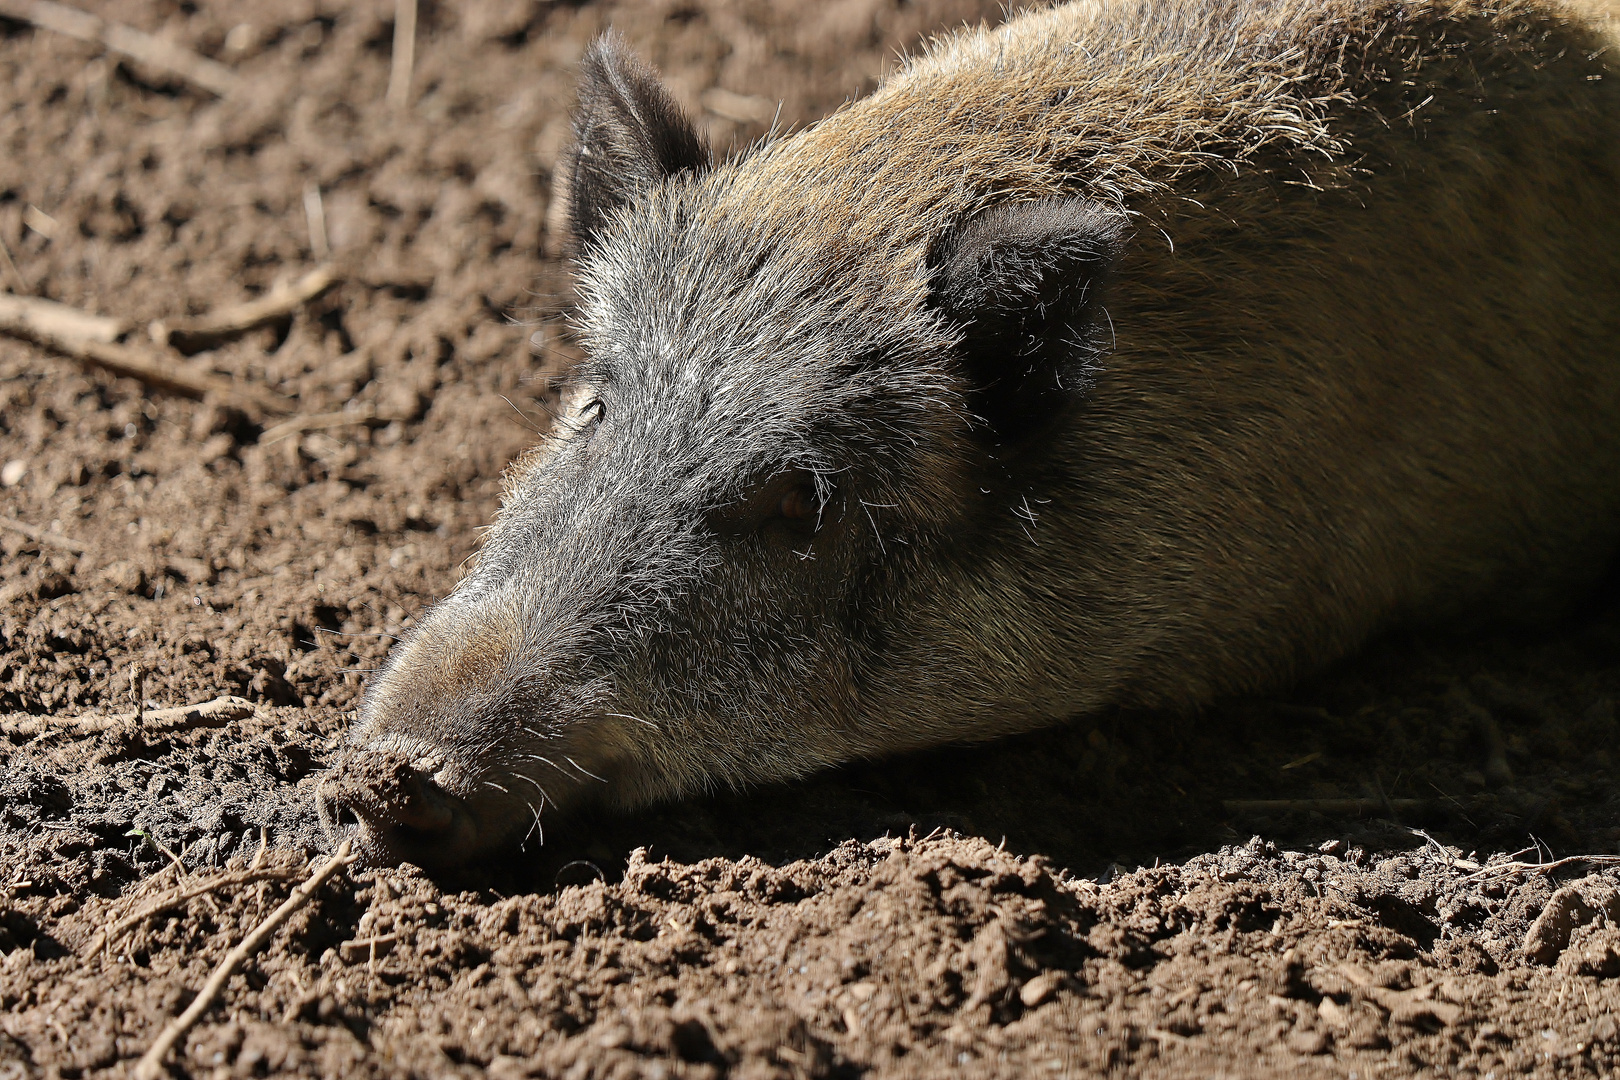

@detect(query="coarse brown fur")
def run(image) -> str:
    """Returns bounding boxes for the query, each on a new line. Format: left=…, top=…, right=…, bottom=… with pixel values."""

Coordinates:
left=322, top=0, right=1620, bottom=868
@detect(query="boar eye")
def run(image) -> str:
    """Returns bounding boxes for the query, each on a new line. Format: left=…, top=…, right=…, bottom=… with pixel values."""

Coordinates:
left=778, top=483, right=818, bottom=523
left=708, top=471, right=821, bottom=537
left=573, top=399, right=605, bottom=440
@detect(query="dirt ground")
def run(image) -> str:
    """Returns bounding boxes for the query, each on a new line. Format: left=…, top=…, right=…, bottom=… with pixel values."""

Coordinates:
left=2, top=1, right=1619, bottom=1077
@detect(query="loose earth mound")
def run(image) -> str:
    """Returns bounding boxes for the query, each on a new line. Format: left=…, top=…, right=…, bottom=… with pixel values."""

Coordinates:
left=1, top=2, right=1617, bottom=1077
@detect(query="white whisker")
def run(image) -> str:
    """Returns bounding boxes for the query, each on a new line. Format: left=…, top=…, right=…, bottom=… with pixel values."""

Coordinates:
left=565, top=757, right=606, bottom=783
left=605, top=711, right=659, bottom=729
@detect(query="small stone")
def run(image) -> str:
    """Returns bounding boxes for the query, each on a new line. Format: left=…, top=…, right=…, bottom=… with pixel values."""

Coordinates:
left=222, top=22, right=258, bottom=58
left=0, top=459, right=26, bottom=487
left=1020, top=970, right=1065, bottom=1007
left=1318, top=998, right=1351, bottom=1027
left=1390, top=996, right=1463, bottom=1028
left=1285, top=1029, right=1331, bottom=1055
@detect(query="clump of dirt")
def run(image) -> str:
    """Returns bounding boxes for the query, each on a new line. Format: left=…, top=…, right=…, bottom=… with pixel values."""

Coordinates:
left=2, top=1, right=1618, bottom=1077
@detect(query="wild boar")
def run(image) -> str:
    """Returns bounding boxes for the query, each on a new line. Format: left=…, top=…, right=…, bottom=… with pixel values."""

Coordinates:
left=319, top=0, right=1620, bottom=867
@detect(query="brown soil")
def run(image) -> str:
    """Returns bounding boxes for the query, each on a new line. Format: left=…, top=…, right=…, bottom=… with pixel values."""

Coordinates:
left=1, top=2, right=1618, bottom=1077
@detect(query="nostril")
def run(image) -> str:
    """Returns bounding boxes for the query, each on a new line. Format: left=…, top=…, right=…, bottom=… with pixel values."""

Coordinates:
left=315, top=777, right=368, bottom=842
left=330, top=801, right=364, bottom=832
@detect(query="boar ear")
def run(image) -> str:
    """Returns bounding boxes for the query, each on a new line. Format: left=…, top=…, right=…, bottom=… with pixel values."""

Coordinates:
left=567, top=34, right=711, bottom=249
left=927, top=197, right=1126, bottom=447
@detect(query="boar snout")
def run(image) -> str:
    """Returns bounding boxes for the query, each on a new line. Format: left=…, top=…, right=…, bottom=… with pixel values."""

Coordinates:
left=317, top=749, right=480, bottom=869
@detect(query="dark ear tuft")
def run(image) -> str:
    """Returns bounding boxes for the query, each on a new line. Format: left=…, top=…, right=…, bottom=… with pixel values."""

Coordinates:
left=928, top=198, right=1126, bottom=447
left=566, top=34, right=710, bottom=250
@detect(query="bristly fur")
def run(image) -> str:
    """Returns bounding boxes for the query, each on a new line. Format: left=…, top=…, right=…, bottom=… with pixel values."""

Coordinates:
left=329, top=0, right=1620, bottom=869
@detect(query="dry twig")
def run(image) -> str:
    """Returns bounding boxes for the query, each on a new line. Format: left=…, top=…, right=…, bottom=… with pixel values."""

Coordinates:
left=84, top=866, right=300, bottom=956
left=387, top=0, right=417, bottom=111
left=122, top=852, right=186, bottom=904
left=303, top=182, right=330, bottom=262
left=132, top=831, right=189, bottom=881
left=2, top=322, right=293, bottom=418
left=258, top=404, right=392, bottom=445
left=21, top=205, right=58, bottom=240
left=1, top=694, right=255, bottom=738
left=1462, top=854, right=1620, bottom=883
left=0, top=290, right=126, bottom=344
left=1409, top=828, right=1482, bottom=872
left=133, top=842, right=355, bottom=1080
left=338, top=931, right=399, bottom=963
left=150, top=264, right=339, bottom=351
left=0, top=0, right=240, bottom=97
left=0, top=516, right=87, bottom=555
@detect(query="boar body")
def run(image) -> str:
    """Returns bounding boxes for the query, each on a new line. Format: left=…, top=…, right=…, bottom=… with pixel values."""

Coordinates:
left=322, top=0, right=1620, bottom=867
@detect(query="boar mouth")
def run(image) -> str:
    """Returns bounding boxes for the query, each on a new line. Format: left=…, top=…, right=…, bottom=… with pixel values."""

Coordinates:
left=316, top=748, right=490, bottom=869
